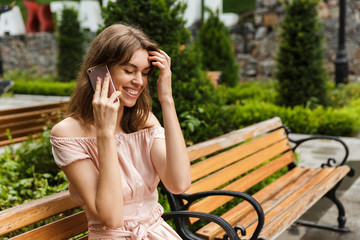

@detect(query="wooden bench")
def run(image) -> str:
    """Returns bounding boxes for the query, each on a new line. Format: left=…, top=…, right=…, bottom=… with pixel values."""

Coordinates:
left=0, top=101, right=69, bottom=147
left=0, top=191, right=240, bottom=240
left=0, top=117, right=355, bottom=240
left=163, top=117, right=355, bottom=240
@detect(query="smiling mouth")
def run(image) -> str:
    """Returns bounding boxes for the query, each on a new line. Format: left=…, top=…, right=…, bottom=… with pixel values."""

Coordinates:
left=123, top=87, right=140, bottom=96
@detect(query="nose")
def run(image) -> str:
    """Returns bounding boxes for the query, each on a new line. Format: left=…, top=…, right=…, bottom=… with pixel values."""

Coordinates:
left=132, top=72, right=143, bottom=86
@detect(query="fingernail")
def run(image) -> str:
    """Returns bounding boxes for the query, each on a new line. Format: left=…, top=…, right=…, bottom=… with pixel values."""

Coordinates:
left=97, top=77, right=101, bottom=81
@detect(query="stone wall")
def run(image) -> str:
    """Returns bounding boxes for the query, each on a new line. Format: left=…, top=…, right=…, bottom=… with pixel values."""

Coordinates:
left=2, top=0, right=360, bottom=81
left=232, top=0, right=360, bottom=81
left=0, top=33, right=57, bottom=75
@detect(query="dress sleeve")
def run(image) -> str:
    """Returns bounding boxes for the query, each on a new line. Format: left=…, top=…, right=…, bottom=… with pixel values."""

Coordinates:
left=50, top=137, right=91, bottom=167
left=153, top=126, right=165, bottom=139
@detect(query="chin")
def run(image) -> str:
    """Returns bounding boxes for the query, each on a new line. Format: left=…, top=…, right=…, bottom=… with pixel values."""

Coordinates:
left=121, top=100, right=137, bottom=108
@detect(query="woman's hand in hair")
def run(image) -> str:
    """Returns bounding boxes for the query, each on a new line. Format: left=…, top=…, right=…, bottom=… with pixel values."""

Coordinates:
left=148, top=49, right=173, bottom=103
left=92, top=73, right=121, bottom=137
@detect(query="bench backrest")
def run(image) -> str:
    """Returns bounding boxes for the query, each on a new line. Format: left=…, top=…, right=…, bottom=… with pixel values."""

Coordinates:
left=0, top=101, right=68, bottom=146
left=0, top=191, right=88, bottom=240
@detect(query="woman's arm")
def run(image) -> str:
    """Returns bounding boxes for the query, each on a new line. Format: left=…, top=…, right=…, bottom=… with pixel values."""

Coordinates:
left=149, top=50, right=191, bottom=194
left=51, top=74, right=124, bottom=228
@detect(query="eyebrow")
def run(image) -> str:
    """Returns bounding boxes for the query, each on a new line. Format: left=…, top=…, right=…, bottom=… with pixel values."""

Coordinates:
left=125, top=63, right=151, bottom=70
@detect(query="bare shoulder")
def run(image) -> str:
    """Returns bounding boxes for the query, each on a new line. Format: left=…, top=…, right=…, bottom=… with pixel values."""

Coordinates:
left=51, top=117, right=93, bottom=138
left=147, top=112, right=161, bottom=128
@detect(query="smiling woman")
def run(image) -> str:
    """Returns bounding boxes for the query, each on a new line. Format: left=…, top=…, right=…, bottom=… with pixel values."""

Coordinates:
left=49, top=23, right=191, bottom=239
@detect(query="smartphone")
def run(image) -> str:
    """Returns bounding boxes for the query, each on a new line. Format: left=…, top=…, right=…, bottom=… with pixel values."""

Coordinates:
left=87, top=65, right=119, bottom=102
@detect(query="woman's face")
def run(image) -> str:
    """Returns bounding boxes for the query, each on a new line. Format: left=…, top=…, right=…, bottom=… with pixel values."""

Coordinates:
left=109, top=49, right=151, bottom=108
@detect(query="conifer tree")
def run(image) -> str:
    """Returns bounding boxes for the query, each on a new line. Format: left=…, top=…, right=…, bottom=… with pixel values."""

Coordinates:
left=276, top=0, right=328, bottom=107
left=195, top=9, right=239, bottom=87
left=56, top=7, right=84, bottom=82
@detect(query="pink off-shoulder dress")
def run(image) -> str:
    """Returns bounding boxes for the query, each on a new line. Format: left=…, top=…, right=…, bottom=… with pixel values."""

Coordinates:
left=50, top=126, right=182, bottom=240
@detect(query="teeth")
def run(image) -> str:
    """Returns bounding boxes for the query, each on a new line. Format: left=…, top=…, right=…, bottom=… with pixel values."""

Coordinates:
left=124, top=88, right=139, bottom=95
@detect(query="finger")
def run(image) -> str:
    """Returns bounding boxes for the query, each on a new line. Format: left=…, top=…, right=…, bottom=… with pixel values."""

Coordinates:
left=158, top=49, right=170, bottom=60
left=93, top=77, right=102, bottom=100
left=148, top=50, right=164, bottom=59
left=151, top=61, right=165, bottom=69
left=157, top=49, right=171, bottom=66
left=108, top=91, right=121, bottom=104
left=148, top=55, right=166, bottom=64
left=101, top=73, right=110, bottom=99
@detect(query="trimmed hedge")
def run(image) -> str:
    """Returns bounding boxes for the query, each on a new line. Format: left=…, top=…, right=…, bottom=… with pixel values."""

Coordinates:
left=185, top=100, right=360, bottom=145
left=12, top=81, right=76, bottom=96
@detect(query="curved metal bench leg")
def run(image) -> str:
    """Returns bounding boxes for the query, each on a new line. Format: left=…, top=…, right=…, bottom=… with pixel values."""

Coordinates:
left=296, top=182, right=350, bottom=232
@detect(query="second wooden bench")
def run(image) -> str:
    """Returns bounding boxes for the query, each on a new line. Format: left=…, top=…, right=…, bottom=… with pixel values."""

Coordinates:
left=0, top=101, right=68, bottom=147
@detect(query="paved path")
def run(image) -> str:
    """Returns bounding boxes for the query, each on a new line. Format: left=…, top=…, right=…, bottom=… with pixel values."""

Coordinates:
left=0, top=94, right=70, bottom=110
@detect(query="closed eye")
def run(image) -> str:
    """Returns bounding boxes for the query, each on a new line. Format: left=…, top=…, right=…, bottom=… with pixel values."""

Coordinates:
left=124, top=70, right=133, bottom=74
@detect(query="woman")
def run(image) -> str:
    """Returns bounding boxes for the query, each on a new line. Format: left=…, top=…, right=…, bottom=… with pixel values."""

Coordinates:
left=50, top=23, right=191, bottom=239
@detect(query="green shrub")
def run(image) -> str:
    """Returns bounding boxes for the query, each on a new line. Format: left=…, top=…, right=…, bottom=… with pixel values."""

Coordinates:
left=0, top=130, right=67, bottom=210
left=195, top=9, right=239, bottom=87
left=327, top=82, right=360, bottom=107
left=13, top=80, right=75, bottom=96
left=56, top=7, right=85, bottom=82
left=276, top=0, right=329, bottom=107
left=216, top=80, right=278, bottom=105
left=184, top=98, right=360, bottom=145
left=3, top=69, right=75, bottom=96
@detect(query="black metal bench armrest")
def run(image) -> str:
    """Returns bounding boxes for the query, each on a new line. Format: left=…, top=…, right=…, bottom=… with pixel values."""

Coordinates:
left=288, top=134, right=350, bottom=167
left=176, top=190, right=264, bottom=240
left=162, top=211, right=240, bottom=240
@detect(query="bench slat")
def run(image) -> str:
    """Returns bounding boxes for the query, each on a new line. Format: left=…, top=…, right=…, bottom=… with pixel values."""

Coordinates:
left=227, top=168, right=322, bottom=239
left=190, top=151, right=296, bottom=218
left=10, top=211, right=88, bottom=240
left=0, top=113, right=61, bottom=132
left=0, top=107, right=65, bottom=124
left=190, top=128, right=287, bottom=182
left=0, top=191, right=78, bottom=235
left=241, top=166, right=350, bottom=240
left=188, top=138, right=290, bottom=194
left=187, top=117, right=283, bottom=161
left=196, top=166, right=309, bottom=238
left=211, top=168, right=319, bottom=239
left=0, top=126, right=44, bottom=139
left=257, top=165, right=350, bottom=240
left=0, top=134, right=38, bottom=146
left=0, top=119, right=44, bottom=131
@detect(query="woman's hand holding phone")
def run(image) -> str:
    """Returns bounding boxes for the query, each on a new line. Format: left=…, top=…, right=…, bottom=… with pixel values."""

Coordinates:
left=92, top=73, right=121, bottom=136
left=87, top=65, right=119, bottom=103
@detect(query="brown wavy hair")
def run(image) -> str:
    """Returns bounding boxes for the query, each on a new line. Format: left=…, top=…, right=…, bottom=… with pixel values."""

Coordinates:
left=68, top=23, right=158, bottom=133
